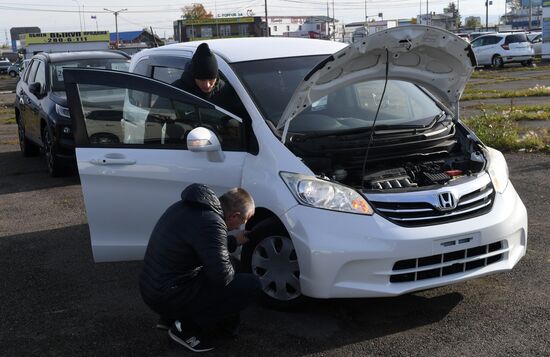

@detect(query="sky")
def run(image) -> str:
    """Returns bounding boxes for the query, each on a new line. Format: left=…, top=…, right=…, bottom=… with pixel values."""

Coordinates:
left=1, top=0, right=509, bottom=43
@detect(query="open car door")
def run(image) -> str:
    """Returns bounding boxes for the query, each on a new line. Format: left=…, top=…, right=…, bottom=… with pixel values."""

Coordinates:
left=64, top=68, right=248, bottom=262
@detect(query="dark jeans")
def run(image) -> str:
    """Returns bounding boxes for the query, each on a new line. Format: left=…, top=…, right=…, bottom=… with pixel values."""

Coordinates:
left=160, top=273, right=261, bottom=330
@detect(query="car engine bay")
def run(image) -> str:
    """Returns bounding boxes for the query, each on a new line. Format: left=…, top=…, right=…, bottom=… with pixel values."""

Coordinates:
left=287, top=120, right=486, bottom=191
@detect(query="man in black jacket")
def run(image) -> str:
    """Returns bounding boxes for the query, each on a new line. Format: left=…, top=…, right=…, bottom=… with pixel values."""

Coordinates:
left=171, top=42, right=245, bottom=118
left=139, top=183, right=261, bottom=352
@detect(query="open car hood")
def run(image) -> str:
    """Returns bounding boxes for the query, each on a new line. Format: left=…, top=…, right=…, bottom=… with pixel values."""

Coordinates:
left=277, top=25, right=475, bottom=136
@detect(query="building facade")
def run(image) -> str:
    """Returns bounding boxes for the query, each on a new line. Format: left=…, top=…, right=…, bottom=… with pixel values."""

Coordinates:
left=267, top=16, right=337, bottom=39
left=173, top=17, right=264, bottom=42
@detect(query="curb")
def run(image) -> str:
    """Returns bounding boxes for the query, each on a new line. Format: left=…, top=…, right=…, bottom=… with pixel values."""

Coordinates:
left=0, top=90, right=15, bottom=94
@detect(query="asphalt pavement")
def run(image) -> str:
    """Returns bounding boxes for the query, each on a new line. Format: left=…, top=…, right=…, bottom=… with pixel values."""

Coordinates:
left=0, top=128, right=549, bottom=356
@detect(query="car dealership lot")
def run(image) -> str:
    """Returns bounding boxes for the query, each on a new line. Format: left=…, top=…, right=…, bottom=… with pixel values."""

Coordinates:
left=1, top=56, right=550, bottom=355
left=1, top=124, right=549, bottom=355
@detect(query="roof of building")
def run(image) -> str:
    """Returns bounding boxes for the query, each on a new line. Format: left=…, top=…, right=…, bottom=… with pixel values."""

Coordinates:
left=109, top=31, right=143, bottom=42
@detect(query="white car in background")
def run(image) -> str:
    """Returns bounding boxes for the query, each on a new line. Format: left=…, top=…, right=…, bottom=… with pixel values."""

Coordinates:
left=64, top=26, right=527, bottom=307
left=471, top=32, right=534, bottom=68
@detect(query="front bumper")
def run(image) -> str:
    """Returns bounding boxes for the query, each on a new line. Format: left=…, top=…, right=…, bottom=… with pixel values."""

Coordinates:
left=282, top=181, right=527, bottom=298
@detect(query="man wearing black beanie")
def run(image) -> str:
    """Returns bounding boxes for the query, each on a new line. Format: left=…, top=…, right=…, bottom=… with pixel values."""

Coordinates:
left=171, top=43, right=240, bottom=114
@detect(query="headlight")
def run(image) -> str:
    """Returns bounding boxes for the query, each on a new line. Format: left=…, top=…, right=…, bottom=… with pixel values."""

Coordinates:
left=485, top=147, right=509, bottom=193
left=55, top=104, right=70, bottom=118
left=280, top=172, right=373, bottom=215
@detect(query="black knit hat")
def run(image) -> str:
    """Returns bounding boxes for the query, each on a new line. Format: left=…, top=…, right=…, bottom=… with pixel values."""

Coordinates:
left=191, top=43, right=218, bottom=80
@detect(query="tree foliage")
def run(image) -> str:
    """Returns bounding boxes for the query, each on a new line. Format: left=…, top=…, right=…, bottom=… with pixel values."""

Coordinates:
left=465, top=17, right=482, bottom=29
left=444, top=2, right=461, bottom=28
left=181, top=4, right=213, bottom=20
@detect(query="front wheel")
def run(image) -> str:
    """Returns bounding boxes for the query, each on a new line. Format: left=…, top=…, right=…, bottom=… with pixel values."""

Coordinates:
left=241, top=218, right=303, bottom=309
left=9, top=70, right=18, bottom=78
left=42, top=126, right=67, bottom=177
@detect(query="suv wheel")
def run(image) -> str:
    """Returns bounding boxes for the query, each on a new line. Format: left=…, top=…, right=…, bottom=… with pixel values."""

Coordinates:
left=241, top=218, right=303, bottom=309
left=9, top=70, right=18, bottom=78
left=17, top=118, right=39, bottom=157
left=491, top=55, right=504, bottom=69
left=42, top=126, right=66, bottom=177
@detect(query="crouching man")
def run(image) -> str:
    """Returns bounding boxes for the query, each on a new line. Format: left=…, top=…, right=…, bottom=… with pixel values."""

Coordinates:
left=139, top=183, right=261, bottom=352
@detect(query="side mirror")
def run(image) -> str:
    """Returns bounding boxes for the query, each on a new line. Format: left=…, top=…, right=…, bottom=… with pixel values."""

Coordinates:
left=29, top=82, right=42, bottom=97
left=187, top=127, right=225, bottom=162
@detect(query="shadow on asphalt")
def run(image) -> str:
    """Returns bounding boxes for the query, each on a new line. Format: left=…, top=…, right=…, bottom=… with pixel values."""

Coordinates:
left=0, top=150, right=79, bottom=195
left=0, top=224, right=463, bottom=356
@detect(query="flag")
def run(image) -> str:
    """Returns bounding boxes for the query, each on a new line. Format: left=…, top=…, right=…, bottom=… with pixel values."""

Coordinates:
left=91, top=15, right=97, bottom=19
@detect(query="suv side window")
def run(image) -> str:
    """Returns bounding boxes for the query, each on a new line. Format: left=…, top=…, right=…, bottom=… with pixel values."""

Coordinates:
left=34, top=61, right=47, bottom=93
left=489, top=36, right=503, bottom=45
left=25, top=59, right=39, bottom=83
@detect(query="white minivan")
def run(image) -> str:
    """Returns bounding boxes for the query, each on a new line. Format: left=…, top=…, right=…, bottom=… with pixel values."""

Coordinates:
left=64, top=26, right=527, bottom=306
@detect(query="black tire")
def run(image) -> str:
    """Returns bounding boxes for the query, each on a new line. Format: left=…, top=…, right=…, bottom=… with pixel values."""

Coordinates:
left=9, top=70, right=18, bottom=78
left=521, top=60, right=533, bottom=67
left=241, top=217, right=304, bottom=310
left=42, top=125, right=67, bottom=177
left=491, top=55, right=504, bottom=69
left=17, top=117, right=40, bottom=157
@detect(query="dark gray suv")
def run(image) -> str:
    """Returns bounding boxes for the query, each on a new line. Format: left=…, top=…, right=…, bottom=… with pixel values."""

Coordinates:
left=14, top=51, right=130, bottom=176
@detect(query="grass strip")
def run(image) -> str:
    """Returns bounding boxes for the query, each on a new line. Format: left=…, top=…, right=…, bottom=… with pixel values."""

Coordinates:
left=463, top=113, right=549, bottom=151
left=462, top=104, right=550, bottom=121
left=462, top=85, right=550, bottom=101
left=0, top=117, right=16, bottom=124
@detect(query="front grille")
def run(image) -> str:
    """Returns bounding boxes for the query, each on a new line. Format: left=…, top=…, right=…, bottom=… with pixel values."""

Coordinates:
left=368, top=181, right=495, bottom=227
left=390, top=241, right=504, bottom=283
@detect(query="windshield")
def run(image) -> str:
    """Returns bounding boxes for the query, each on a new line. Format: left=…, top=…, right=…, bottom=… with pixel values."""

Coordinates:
left=232, top=55, right=326, bottom=127
left=233, top=57, right=443, bottom=133
left=50, top=59, right=130, bottom=92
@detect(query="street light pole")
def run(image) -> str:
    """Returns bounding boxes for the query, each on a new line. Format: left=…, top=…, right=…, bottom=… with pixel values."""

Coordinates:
left=72, top=0, right=82, bottom=32
left=104, top=8, right=128, bottom=49
left=485, top=1, right=489, bottom=31
left=264, top=0, right=269, bottom=37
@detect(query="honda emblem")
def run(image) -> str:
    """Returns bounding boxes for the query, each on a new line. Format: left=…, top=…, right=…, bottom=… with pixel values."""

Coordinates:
left=437, top=192, right=457, bottom=211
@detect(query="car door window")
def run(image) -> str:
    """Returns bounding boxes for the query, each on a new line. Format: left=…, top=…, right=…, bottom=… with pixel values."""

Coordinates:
left=78, top=83, right=245, bottom=151
left=152, top=66, right=184, bottom=84
left=34, top=61, right=47, bottom=92
left=489, top=36, right=502, bottom=45
left=25, top=60, right=39, bottom=83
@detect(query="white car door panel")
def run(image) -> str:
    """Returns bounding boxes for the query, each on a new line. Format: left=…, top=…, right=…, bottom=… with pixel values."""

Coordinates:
left=64, top=68, right=248, bottom=262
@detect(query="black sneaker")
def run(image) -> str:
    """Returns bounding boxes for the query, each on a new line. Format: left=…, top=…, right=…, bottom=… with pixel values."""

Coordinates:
left=168, top=320, right=214, bottom=353
left=156, top=316, right=174, bottom=330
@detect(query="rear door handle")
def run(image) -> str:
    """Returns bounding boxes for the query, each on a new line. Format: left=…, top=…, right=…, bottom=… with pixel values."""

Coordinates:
left=90, top=154, right=136, bottom=166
